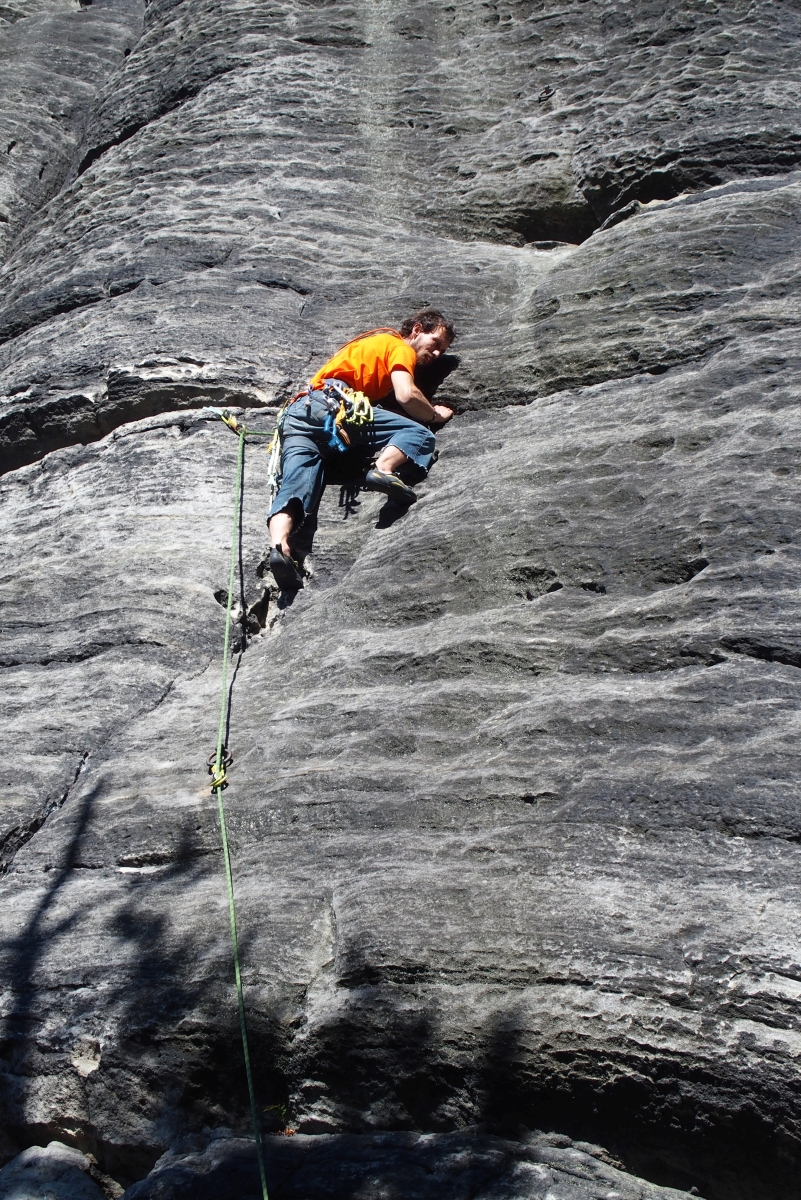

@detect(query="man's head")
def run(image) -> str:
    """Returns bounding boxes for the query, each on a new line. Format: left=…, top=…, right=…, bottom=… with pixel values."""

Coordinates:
left=400, top=308, right=455, bottom=366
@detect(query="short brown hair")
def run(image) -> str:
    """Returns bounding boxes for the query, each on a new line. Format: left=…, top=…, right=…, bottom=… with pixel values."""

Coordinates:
left=399, top=308, right=456, bottom=343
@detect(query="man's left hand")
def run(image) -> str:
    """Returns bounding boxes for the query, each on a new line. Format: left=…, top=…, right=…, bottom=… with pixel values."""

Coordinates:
left=430, top=404, right=455, bottom=428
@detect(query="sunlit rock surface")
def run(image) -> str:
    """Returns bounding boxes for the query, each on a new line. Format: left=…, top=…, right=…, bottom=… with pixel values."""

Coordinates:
left=0, top=1139, right=108, bottom=1200
left=1, top=3, right=799, bottom=1199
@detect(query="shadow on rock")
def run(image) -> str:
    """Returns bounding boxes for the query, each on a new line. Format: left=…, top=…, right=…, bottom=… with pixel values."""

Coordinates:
left=0, top=796, right=291, bottom=1188
left=282, top=982, right=798, bottom=1200
left=120, top=1126, right=703, bottom=1200
left=97, top=828, right=291, bottom=1185
left=0, top=788, right=100, bottom=1151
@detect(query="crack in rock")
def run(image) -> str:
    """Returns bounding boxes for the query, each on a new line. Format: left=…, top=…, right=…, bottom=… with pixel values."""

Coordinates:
left=1, top=750, right=89, bottom=875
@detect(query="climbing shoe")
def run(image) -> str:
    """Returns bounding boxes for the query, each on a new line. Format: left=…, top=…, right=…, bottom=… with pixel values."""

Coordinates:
left=269, top=546, right=304, bottom=591
left=362, top=469, right=417, bottom=506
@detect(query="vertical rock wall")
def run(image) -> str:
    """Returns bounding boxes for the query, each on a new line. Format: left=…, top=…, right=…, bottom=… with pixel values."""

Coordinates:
left=0, top=3, right=800, bottom=1198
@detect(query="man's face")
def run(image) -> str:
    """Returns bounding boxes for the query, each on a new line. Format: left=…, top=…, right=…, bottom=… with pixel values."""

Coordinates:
left=407, top=324, right=451, bottom=365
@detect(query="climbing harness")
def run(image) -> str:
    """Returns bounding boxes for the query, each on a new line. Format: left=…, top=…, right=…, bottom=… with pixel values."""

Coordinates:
left=264, top=382, right=375, bottom=499
left=206, top=407, right=270, bottom=1200
left=319, top=380, right=374, bottom=450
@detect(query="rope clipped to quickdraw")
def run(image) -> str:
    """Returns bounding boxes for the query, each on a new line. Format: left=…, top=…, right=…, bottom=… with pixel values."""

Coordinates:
left=203, top=403, right=284, bottom=512
left=207, top=409, right=270, bottom=1200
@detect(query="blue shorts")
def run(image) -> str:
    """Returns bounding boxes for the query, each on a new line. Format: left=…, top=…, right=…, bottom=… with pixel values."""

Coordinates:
left=268, top=386, right=436, bottom=524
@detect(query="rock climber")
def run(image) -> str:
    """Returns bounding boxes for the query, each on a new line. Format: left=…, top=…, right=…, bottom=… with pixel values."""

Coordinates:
left=267, top=308, right=456, bottom=590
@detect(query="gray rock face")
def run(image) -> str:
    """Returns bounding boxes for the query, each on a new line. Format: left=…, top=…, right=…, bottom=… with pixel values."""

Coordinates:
left=2, top=0, right=800, bottom=468
left=0, top=0, right=142, bottom=264
left=0, top=3, right=800, bottom=1200
left=122, top=1129, right=697, bottom=1200
left=0, top=1141, right=106, bottom=1200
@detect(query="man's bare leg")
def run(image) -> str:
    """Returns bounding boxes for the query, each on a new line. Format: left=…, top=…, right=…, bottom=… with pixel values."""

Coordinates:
left=270, top=447, right=412, bottom=557
left=267, top=509, right=304, bottom=589
left=270, top=446, right=410, bottom=548
left=269, top=511, right=294, bottom=554
left=365, top=445, right=418, bottom=505
left=374, top=445, right=409, bottom=474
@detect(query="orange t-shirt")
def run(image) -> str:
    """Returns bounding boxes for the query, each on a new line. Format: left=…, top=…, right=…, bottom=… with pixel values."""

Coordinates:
left=309, top=331, right=416, bottom=401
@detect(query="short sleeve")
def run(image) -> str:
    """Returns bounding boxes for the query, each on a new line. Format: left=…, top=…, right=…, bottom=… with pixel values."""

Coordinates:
left=385, top=338, right=416, bottom=376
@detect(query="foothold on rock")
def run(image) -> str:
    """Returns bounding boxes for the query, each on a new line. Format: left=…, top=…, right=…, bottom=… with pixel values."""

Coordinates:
left=0, top=1142, right=106, bottom=1200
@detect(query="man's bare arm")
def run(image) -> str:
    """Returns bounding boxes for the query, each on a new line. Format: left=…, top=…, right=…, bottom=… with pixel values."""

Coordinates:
left=390, top=368, right=455, bottom=428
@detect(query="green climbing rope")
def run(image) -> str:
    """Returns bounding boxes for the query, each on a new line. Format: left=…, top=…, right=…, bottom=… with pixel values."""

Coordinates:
left=211, top=412, right=269, bottom=1200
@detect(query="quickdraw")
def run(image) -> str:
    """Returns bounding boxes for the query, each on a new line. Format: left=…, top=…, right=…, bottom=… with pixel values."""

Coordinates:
left=324, top=380, right=374, bottom=447
left=203, top=403, right=285, bottom=508
left=264, top=382, right=374, bottom=495
left=219, top=410, right=245, bottom=436
left=265, top=405, right=288, bottom=503
left=206, top=747, right=234, bottom=792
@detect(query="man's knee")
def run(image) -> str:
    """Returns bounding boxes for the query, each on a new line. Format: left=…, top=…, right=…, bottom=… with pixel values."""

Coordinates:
left=389, top=427, right=435, bottom=470
left=269, top=497, right=304, bottom=526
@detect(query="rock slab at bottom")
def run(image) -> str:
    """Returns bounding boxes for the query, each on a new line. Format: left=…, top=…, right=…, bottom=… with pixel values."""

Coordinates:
left=0, top=1141, right=106, bottom=1200
left=122, top=1128, right=698, bottom=1200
